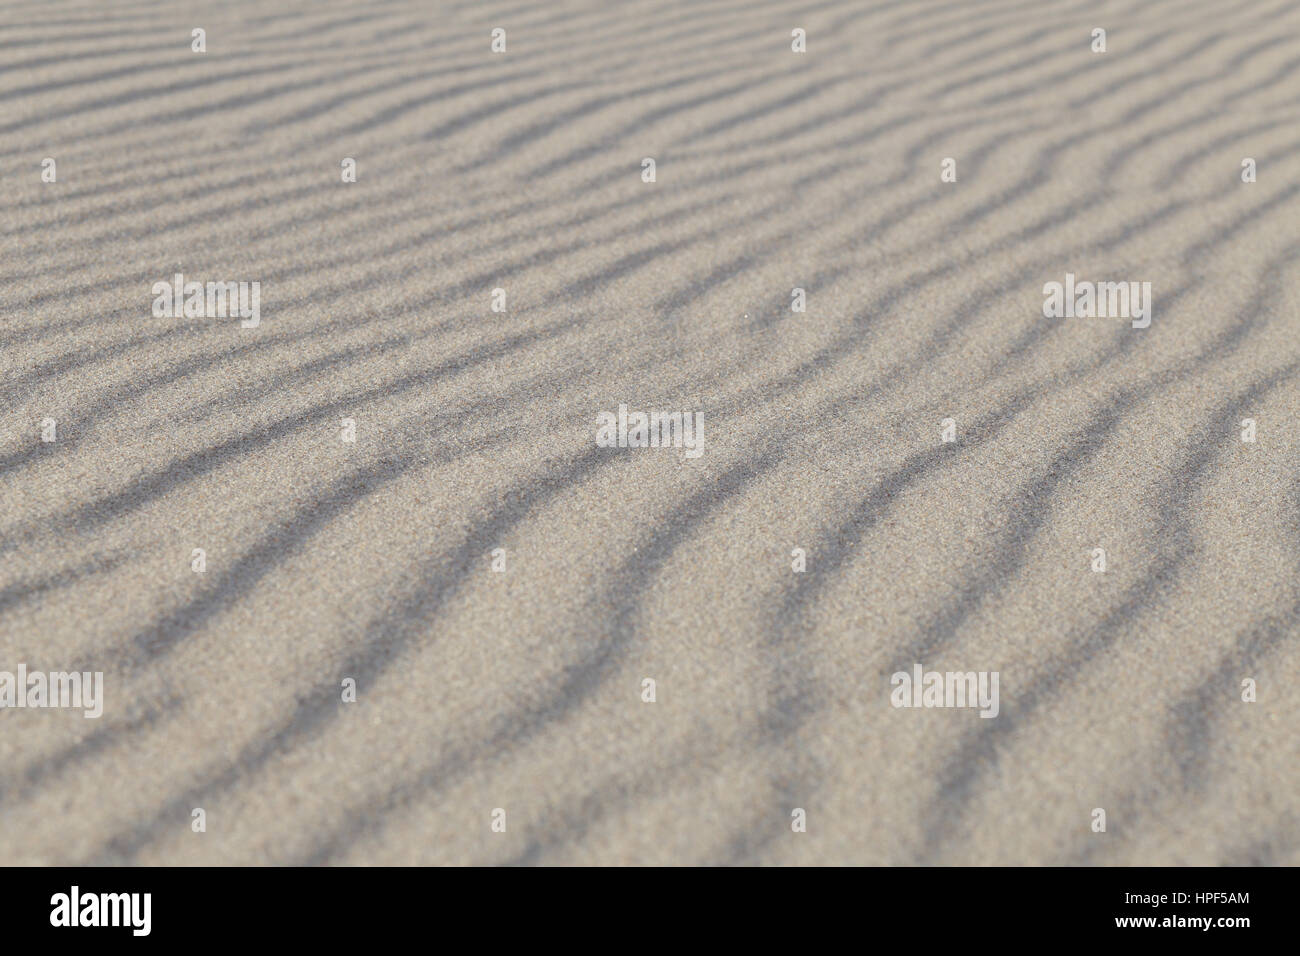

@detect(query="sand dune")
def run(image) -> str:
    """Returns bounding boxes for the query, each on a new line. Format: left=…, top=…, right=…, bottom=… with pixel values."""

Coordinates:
left=2, top=0, right=1298, bottom=865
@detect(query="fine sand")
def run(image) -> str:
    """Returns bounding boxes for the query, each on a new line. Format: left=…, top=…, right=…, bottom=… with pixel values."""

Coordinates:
left=2, top=0, right=1299, bottom=865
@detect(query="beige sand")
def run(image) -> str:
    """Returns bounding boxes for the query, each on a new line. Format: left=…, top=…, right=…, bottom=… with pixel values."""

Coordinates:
left=1, top=0, right=1298, bottom=865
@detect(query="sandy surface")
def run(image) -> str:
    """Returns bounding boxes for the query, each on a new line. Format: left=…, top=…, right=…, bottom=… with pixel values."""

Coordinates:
left=2, top=0, right=1298, bottom=865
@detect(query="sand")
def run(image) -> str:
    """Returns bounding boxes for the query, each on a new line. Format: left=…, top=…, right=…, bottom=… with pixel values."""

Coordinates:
left=1, top=0, right=1298, bottom=865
